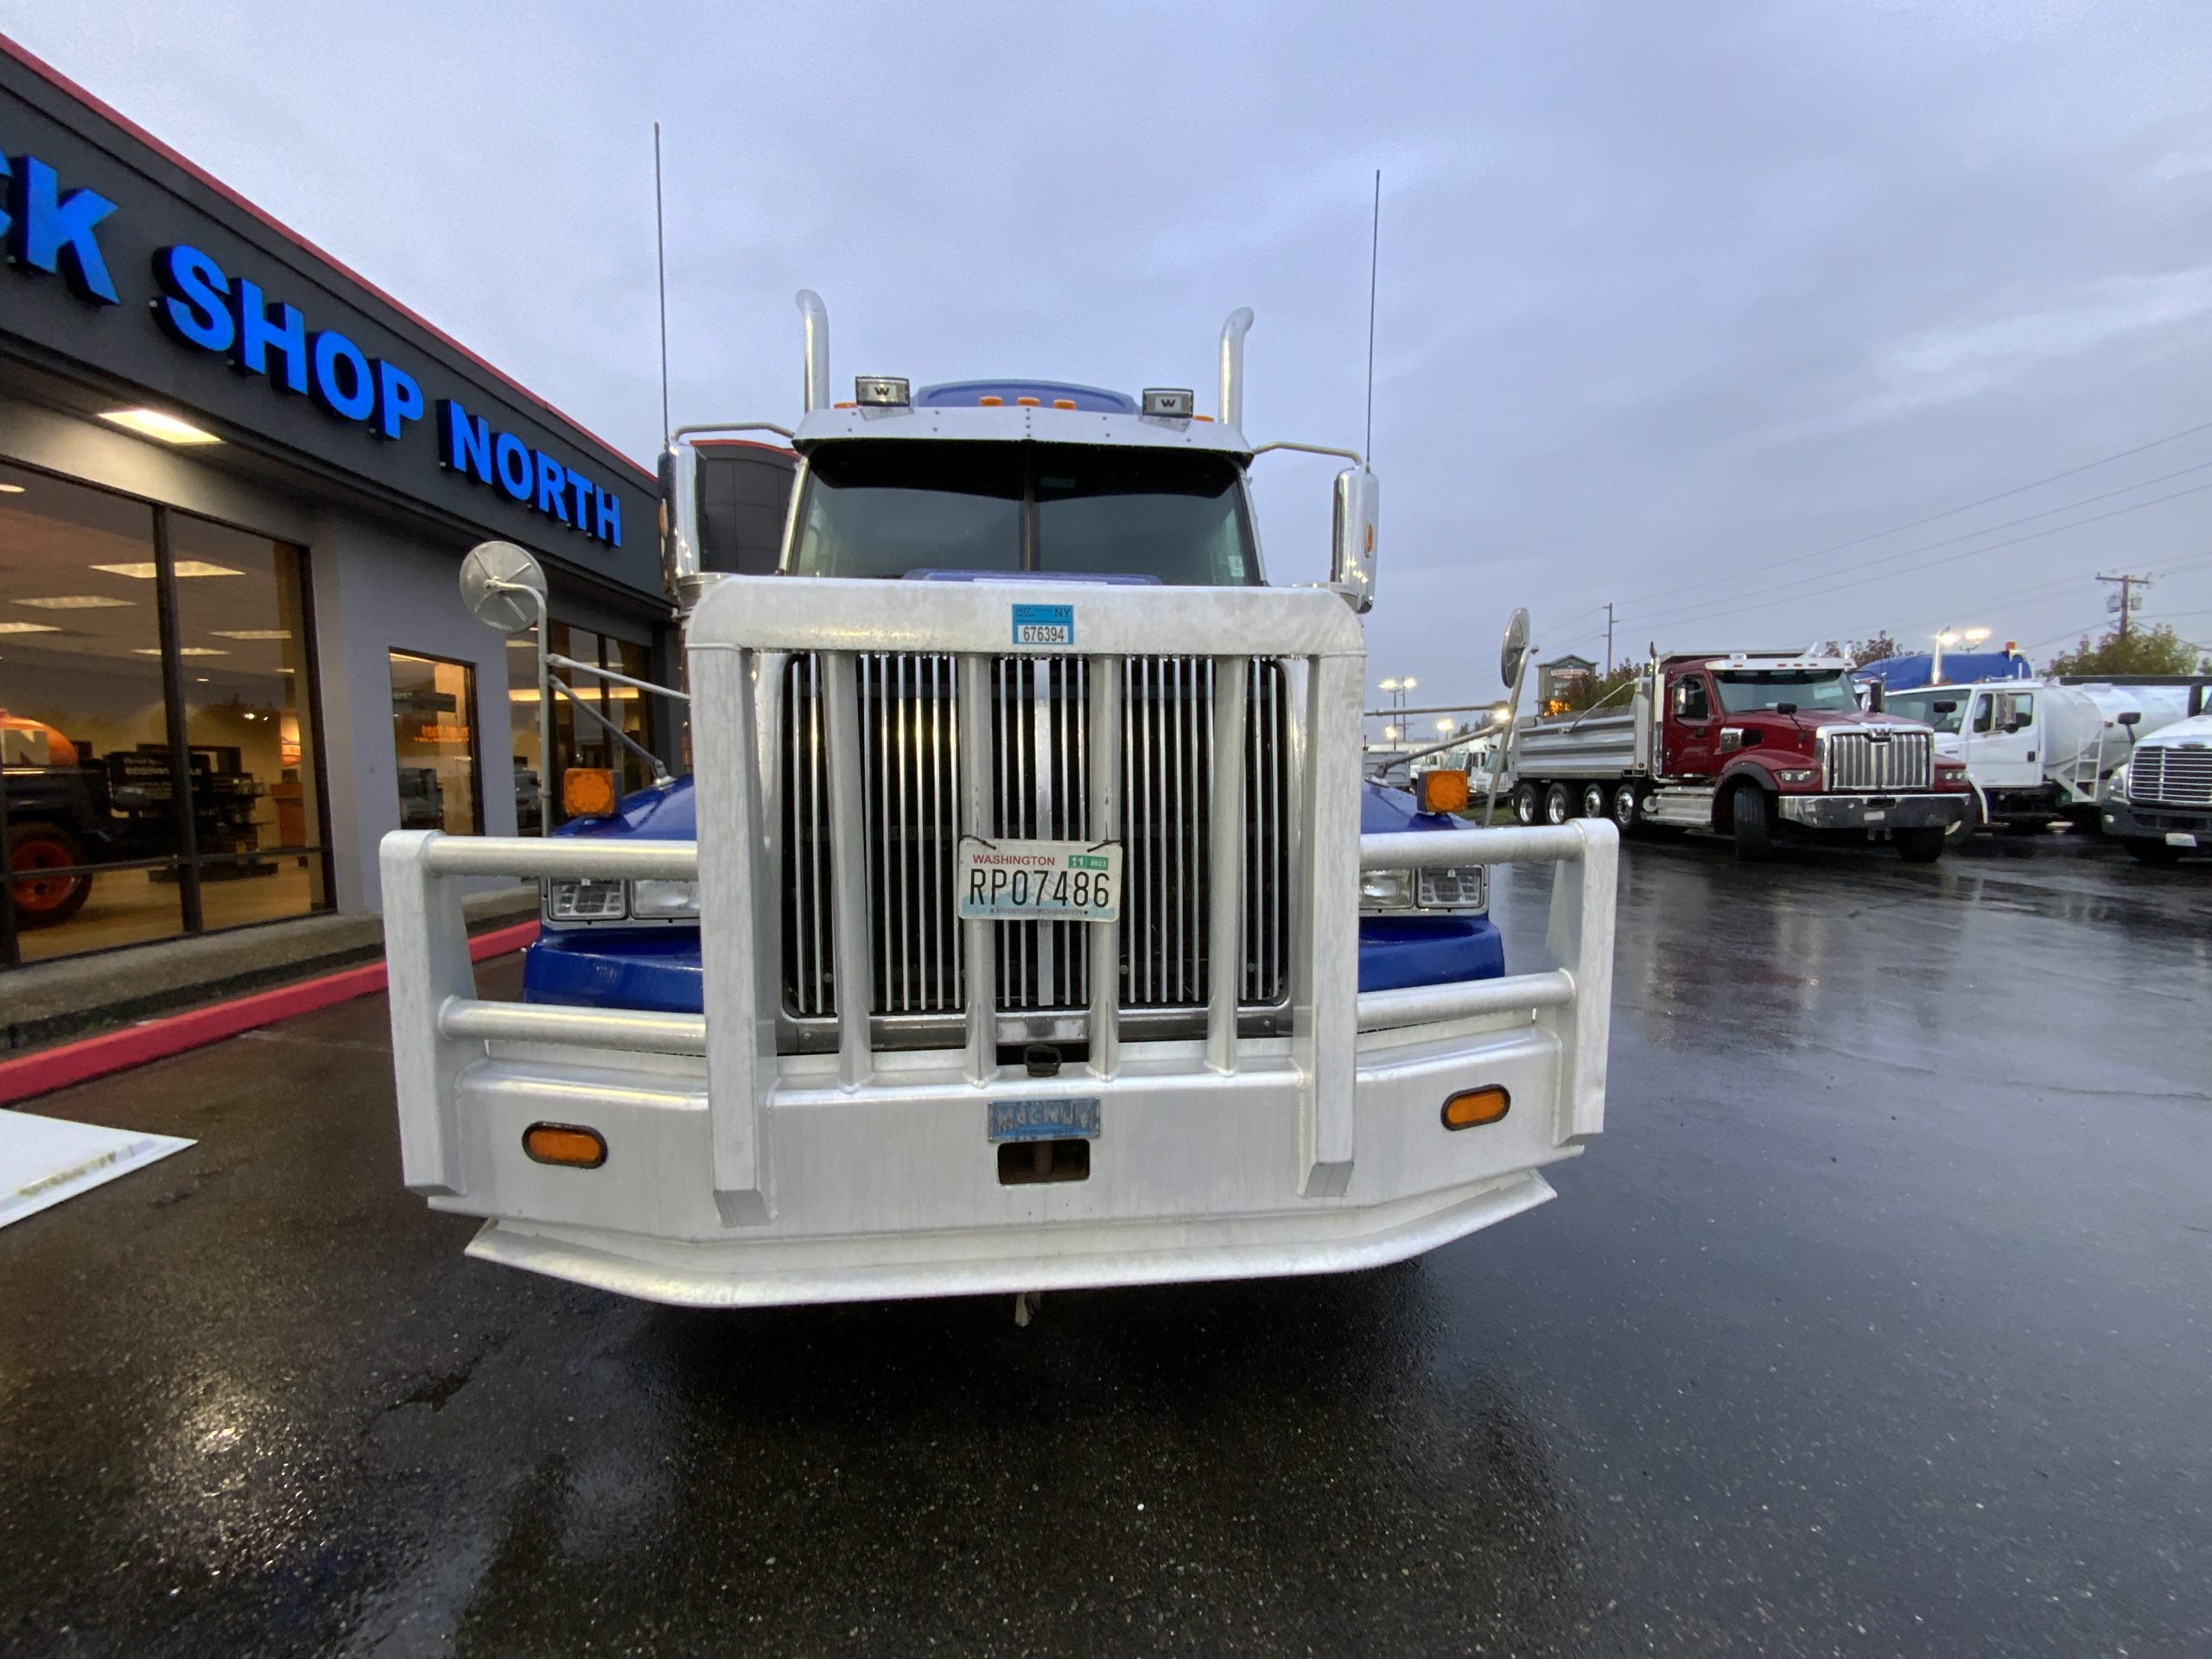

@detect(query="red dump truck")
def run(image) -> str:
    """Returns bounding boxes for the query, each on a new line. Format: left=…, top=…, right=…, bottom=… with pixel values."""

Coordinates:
left=1503, top=649, right=1970, bottom=861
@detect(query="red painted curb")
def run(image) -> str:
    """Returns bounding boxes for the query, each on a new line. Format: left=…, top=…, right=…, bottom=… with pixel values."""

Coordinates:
left=0, top=920, right=540, bottom=1109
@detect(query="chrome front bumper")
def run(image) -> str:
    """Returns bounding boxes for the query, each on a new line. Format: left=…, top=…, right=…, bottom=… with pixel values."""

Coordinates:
left=383, top=821, right=1618, bottom=1308
left=1777, top=793, right=1967, bottom=831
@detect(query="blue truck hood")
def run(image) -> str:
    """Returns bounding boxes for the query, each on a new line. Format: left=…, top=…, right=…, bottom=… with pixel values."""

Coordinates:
left=564, top=776, right=1460, bottom=843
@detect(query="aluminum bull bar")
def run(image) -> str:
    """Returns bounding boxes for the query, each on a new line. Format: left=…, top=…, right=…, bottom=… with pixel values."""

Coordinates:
left=382, top=575, right=1617, bottom=1237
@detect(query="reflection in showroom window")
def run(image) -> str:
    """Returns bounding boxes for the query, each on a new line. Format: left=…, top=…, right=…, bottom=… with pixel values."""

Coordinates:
left=0, top=461, right=331, bottom=967
left=1, top=466, right=183, bottom=963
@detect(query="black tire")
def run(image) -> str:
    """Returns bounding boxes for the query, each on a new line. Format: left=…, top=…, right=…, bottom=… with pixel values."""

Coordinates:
left=6, top=821, right=93, bottom=928
left=1611, top=782, right=1643, bottom=833
left=1580, top=782, right=1608, bottom=819
left=1895, top=827, right=1947, bottom=863
left=1730, top=781, right=1773, bottom=861
left=2127, top=839, right=2185, bottom=867
left=1543, top=783, right=1573, bottom=826
left=1513, top=782, right=1541, bottom=826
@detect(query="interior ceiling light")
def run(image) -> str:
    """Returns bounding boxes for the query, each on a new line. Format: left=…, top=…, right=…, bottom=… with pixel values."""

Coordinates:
left=0, top=482, right=26, bottom=493
left=100, top=408, right=222, bottom=445
left=14, top=594, right=135, bottom=609
left=209, top=628, right=289, bottom=640
left=0, top=620, right=63, bottom=634
left=132, top=645, right=229, bottom=657
left=91, top=561, right=245, bottom=580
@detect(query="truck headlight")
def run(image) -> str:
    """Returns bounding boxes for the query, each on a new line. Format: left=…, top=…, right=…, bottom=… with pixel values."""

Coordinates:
left=544, top=877, right=628, bottom=922
left=630, top=878, right=701, bottom=918
left=1415, top=866, right=1487, bottom=911
left=1775, top=768, right=1818, bottom=785
left=1359, top=870, right=1414, bottom=910
left=1360, top=867, right=1487, bottom=914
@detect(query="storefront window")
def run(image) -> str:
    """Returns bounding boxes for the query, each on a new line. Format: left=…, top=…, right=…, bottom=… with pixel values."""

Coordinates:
left=0, top=464, right=182, bottom=961
left=171, top=514, right=328, bottom=934
left=390, top=652, right=481, bottom=835
left=0, top=463, right=330, bottom=967
left=505, top=632, right=543, bottom=834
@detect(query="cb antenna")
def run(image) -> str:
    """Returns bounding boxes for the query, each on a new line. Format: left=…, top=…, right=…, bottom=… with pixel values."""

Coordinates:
left=1353, top=168, right=1371, bottom=464
left=650, top=121, right=668, bottom=442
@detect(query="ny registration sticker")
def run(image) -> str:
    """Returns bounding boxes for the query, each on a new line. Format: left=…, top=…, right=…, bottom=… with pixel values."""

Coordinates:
left=1011, top=603, right=1074, bottom=646
left=957, top=838, right=1122, bottom=921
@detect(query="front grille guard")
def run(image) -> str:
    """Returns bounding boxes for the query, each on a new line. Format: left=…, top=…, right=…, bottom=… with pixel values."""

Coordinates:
left=382, top=575, right=1617, bottom=1225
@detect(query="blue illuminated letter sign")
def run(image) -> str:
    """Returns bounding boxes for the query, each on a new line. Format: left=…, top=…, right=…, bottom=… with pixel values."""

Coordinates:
left=10, top=146, right=626, bottom=556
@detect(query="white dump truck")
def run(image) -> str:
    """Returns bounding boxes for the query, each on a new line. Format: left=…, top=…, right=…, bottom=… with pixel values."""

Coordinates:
left=1877, top=677, right=2197, bottom=835
left=378, top=296, right=1619, bottom=1309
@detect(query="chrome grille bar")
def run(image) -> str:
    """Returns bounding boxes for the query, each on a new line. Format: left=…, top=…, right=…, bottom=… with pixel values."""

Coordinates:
left=1207, top=655, right=1249, bottom=1072
left=1821, top=728, right=1932, bottom=792
left=781, top=651, right=1290, bottom=1037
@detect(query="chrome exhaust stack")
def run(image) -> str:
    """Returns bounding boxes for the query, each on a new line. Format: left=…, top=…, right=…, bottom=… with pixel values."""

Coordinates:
left=798, top=289, right=830, bottom=413
left=1217, top=307, right=1254, bottom=432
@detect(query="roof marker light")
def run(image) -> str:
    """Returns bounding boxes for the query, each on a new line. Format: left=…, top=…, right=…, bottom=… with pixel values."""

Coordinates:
left=1016, top=396, right=1041, bottom=407
left=979, top=396, right=1004, bottom=407
left=855, top=376, right=910, bottom=408
left=1052, top=398, right=1077, bottom=410
left=1141, top=388, right=1195, bottom=418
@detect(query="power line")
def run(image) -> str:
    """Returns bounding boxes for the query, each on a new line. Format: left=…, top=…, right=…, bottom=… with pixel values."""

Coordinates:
left=1617, top=463, right=2212, bottom=631
left=1607, top=414, right=2212, bottom=612
left=1614, top=478, right=2212, bottom=634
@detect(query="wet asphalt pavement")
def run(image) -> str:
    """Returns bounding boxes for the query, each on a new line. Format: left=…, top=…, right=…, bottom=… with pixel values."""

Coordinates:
left=3, top=833, right=2209, bottom=1657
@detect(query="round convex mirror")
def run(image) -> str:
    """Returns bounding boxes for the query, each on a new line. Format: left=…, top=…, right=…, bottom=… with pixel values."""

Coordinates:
left=458, top=541, right=547, bottom=634
left=1500, top=607, right=1532, bottom=687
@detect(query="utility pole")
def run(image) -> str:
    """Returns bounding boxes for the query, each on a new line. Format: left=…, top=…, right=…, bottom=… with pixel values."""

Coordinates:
left=1604, top=602, right=1615, bottom=674
left=2097, top=572, right=2151, bottom=641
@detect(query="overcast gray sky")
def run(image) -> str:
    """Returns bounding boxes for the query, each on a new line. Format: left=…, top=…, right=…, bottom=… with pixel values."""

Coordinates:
left=9, top=0, right=2212, bottom=709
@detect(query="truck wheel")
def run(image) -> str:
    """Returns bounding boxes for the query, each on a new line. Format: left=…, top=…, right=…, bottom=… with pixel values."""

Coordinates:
left=2127, top=840, right=2184, bottom=867
left=6, top=823, right=92, bottom=928
left=1513, top=783, right=1541, bottom=826
left=1731, top=781, right=1774, bottom=861
left=1543, top=783, right=1573, bottom=826
left=1895, top=827, right=1946, bottom=863
left=1611, top=783, right=1643, bottom=832
left=1580, top=783, right=1608, bottom=819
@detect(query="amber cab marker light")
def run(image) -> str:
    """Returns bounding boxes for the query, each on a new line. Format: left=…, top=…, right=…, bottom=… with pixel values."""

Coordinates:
left=523, top=1123, right=607, bottom=1168
left=1418, top=769, right=1471, bottom=815
left=562, top=766, right=619, bottom=819
left=1441, top=1086, right=1510, bottom=1130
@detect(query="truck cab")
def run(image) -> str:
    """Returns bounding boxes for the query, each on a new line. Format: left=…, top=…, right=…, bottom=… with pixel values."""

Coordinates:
left=1510, top=650, right=1969, bottom=861
left=378, top=296, right=1618, bottom=1309
left=2104, top=688, right=2212, bottom=864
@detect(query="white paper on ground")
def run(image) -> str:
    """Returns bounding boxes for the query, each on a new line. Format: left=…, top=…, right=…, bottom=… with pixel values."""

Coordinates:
left=0, top=1109, right=194, bottom=1229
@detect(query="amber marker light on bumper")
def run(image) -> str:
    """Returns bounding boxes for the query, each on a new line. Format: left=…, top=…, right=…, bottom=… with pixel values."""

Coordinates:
left=1441, top=1086, right=1511, bottom=1129
left=523, top=1123, right=607, bottom=1168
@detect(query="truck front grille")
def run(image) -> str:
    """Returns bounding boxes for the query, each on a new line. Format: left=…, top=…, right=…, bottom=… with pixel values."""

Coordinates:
left=1820, top=728, right=1932, bottom=792
left=2129, top=746, right=2212, bottom=808
left=782, top=653, right=1290, bottom=1025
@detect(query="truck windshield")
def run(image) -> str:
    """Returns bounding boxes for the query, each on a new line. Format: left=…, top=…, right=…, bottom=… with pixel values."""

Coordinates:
left=787, top=441, right=1262, bottom=585
left=1711, top=671, right=1859, bottom=714
left=1882, top=690, right=1964, bottom=733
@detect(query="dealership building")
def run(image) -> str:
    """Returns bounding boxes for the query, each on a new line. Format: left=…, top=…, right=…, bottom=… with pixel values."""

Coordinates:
left=0, top=38, right=794, bottom=976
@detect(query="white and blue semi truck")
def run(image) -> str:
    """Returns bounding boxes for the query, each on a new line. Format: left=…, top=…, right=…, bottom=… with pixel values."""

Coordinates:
left=379, top=295, right=1618, bottom=1309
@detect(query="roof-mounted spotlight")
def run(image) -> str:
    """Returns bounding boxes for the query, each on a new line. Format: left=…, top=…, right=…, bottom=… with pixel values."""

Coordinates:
left=855, top=376, right=911, bottom=408
left=1141, top=388, right=1195, bottom=418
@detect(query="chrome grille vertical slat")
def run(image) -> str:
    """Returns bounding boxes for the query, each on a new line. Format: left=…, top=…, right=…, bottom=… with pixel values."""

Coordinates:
left=781, top=649, right=1294, bottom=1029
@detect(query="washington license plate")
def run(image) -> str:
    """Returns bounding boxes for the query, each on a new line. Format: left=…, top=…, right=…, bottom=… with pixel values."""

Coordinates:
left=957, top=838, right=1122, bottom=921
